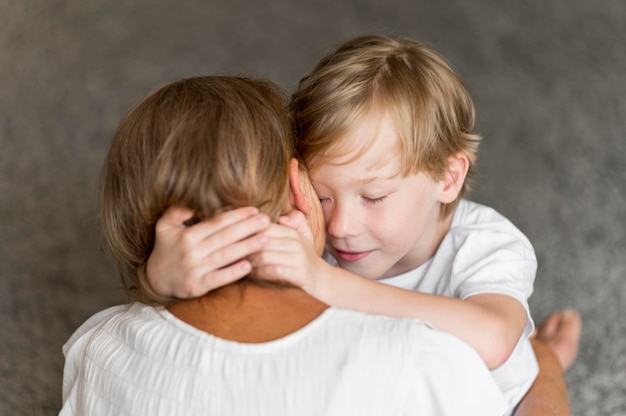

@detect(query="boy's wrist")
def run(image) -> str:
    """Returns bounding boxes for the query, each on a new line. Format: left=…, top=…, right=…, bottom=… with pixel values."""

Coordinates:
left=307, top=258, right=332, bottom=301
left=138, top=265, right=176, bottom=305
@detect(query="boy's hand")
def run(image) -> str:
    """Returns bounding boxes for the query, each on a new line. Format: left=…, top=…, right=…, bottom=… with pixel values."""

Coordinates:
left=251, top=211, right=328, bottom=297
left=146, top=206, right=271, bottom=298
left=277, top=211, right=315, bottom=243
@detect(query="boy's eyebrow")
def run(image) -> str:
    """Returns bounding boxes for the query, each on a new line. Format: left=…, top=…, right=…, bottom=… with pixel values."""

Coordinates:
left=356, top=175, right=395, bottom=185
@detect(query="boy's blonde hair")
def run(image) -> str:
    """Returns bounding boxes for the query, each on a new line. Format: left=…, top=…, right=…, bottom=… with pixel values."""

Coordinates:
left=291, top=35, right=481, bottom=218
left=100, top=76, right=293, bottom=305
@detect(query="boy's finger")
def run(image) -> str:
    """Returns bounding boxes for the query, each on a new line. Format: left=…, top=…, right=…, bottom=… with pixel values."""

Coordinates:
left=187, top=208, right=264, bottom=242
left=251, top=265, right=290, bottom=282
left=254, top=223, right=301, bottom=240
left=156, top=206, right=196, bottom=231
left=202, top=233, right=268, bottom=271
left=278, top=210, right=307, bottom=228
left=158, top=206, right=261, bottom=235
left=206, top=207, right=261, bottom=233
left=278, top=212, right=313, bottom=238
left=248, top=248, right=300, bottom=270
left=196, top=214, right=270, bottom=253
left=198, top=260, right=253, bottom=294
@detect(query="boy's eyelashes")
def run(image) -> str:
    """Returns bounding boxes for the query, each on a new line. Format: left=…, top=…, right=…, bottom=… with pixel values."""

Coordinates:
left=318, top=195, right=388, bottom=204
left=362, top=195, right=387, bottom=204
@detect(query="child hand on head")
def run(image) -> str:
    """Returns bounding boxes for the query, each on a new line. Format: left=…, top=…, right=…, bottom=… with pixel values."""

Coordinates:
left=147, top=206, right=271, bottom=298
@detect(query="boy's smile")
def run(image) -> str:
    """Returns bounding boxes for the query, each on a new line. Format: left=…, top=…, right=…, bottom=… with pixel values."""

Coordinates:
left=310, top=111, right=454, bottom=280
left=333, top=248, right=374, bottom=262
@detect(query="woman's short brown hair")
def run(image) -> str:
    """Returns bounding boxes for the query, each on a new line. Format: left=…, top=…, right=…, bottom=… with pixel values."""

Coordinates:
left=100, top=76, right=293, bottom=305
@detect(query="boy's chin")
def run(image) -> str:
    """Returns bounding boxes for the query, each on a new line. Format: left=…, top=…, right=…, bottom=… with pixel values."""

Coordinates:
left=338, top=259, right=386, bottom=281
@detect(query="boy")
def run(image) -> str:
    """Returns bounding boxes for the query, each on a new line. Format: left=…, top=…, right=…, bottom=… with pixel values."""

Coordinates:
left=261, top=35, right=536, bottom=413
left=147, top=36, right=560, bottom=414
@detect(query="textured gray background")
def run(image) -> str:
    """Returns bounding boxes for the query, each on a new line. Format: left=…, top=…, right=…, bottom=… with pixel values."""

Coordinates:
left=1, top=1, right=625, bottom=414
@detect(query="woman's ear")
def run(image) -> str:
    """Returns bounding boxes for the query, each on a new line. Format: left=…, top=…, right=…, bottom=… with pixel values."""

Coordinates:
left=439, top=152, right=469, bottom=203
left=288, top=158, right=326, bottom=255
left=288, top=158, right=310, bottom=216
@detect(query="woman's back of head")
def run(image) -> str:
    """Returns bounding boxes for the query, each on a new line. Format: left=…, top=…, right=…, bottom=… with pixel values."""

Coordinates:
left=100, top=76, right=294, bottom=304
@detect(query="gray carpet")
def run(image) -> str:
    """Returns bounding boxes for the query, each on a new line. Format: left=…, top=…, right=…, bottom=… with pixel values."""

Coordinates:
left=1, top=1, right=624, bottom=414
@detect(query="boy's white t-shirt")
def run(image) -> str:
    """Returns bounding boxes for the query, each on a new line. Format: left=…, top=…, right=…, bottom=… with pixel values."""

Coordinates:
left=327, top=198, right=539, bottom=414
left=60, top=302, right=506, bottom=416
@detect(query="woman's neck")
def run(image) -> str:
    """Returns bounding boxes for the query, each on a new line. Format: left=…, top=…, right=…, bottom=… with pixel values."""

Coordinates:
left=168, top=282, right=329, bottom=343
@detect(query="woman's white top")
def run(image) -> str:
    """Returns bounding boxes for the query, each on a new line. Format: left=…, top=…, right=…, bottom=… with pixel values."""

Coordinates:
left=60, top=302, right=506, bottom=416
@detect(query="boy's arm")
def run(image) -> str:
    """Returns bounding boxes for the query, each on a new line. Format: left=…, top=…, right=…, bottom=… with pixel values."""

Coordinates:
left=253, top=222, right=526, bottom=369
left=147, top=207, right=527, bottom=368
left=146, top=206, right=270, bottom=298
left=319, top=265, right=525, bottom=369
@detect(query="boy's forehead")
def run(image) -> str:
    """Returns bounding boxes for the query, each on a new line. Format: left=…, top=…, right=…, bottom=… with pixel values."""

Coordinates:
left=310, top=126, right=404, bottom=181
left=318, top=110, right=401, bottom=165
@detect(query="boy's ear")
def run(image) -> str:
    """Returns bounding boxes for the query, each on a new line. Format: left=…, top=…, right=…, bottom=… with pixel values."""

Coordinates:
left=440, top=152, right=469, bottom=203
left=288, top=158, right=311, bottom=217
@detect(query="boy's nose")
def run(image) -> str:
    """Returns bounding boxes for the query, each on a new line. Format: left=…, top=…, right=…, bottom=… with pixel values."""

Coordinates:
left=326, top=203, right=358, bottom=238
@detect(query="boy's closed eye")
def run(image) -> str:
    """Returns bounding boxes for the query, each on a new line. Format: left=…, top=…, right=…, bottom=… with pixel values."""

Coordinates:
left=318, top=195, right=388, bottom=204
left=362, top=195, right=387, bottom=204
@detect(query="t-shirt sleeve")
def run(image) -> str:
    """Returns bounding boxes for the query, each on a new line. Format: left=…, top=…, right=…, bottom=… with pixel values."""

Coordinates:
left=450, top=229, right=537, bottom=335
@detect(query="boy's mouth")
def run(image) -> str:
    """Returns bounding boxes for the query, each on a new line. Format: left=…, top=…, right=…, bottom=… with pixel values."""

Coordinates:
left=334, top=249, right=373, bottom=262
